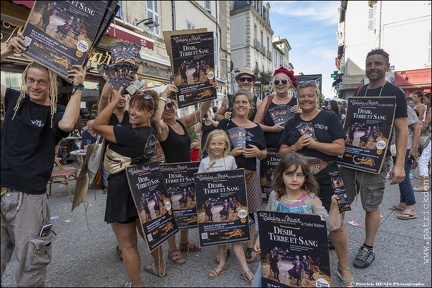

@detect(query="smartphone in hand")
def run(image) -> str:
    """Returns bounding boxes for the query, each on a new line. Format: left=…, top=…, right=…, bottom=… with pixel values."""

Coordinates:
left=126, top=78, right=145, bottom=95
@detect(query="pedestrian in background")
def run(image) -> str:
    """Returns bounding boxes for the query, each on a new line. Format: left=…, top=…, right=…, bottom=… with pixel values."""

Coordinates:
left=1, top=32, right=86, bottom=287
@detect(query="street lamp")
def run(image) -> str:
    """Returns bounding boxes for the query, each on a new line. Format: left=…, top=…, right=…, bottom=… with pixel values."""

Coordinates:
left=133, top=18, right=159, bottom=28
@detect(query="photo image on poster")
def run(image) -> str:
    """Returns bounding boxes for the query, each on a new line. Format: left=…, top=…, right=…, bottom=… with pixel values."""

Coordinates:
left=194, top=169, right=250, bottom=247
left=126, top=162, right=178, bottom=252
left=257, top=211, right=331, bottom=288
left=338, top=96, right=396, bottom=174
left=22, top=0, right=109, bottom=81
left=160, top=162, right=200, bottom=229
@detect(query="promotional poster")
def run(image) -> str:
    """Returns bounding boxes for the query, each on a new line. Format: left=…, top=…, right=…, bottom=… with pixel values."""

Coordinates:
left=170, top=31, right=217, bottom=108
left=126, top=162, right=178, bottom=252
left=337, top=96, right=396, bottom=174
left=194, top=169, right=250, bottom=247
left=257, top=211, right=331, bottom=287
left=160, top=162, right=200, bottom=229
left=261, top=148, right=280, bottom=203
left=21, top=0, right=110, bottom=82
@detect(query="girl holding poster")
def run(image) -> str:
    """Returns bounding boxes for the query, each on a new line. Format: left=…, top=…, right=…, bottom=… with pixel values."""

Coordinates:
left=253, top=153, right=343, bottom=287
left=198, top=129, right=253, bottom=282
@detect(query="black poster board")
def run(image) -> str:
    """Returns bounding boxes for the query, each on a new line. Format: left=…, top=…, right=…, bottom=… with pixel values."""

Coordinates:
left=194, top=169, right=250, bottom=247
left=170, top=31, right=217, bottom=108
left=257, top=211, right=331, bottom=287
left=261, top=148, right=280, bottom=203
left=21, top=0, right=110, bottom=82
left=160, top=162, right=200, bottom=229
left=126, top=162, right=178, bottom=252
left=337, top=96, right=396, bottom=173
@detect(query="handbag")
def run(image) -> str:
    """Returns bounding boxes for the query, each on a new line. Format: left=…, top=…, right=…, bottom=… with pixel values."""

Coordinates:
left=92, top=164, right=104, bottom=190
left=419, top=126, right=431, bottom=149
left=88, top=136, right=104, bottom=177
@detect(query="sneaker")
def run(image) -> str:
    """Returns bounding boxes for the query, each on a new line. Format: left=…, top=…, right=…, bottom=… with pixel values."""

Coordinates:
left=353, top=246, right=375, bottom=268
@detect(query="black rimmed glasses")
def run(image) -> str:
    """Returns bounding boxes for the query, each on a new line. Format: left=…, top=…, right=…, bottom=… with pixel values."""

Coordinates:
left=239, top=77, right=254, bottom=83
left=274, top=79, right=288, bottom=85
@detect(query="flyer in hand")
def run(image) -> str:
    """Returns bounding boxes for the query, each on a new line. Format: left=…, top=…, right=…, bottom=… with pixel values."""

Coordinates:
left=126, top=161, right=178, bottom=252
left=160, top=162, right=200, bottom=229
left=261, top=148, right=280, bottom=203
left=269, top=104, right=293, bottom=125
left=227, top=126, right=247, bottom=149
left=337, top=96, right=396, bottom=174
left=21, top=0, right=111, bottom=82
left=257, top=211, right=331, bottom=287
left=168, top=31, right=217, bottom=108
left=98, top=62, right=139, bottom=90
left=194, top=169, right=250, bottom=247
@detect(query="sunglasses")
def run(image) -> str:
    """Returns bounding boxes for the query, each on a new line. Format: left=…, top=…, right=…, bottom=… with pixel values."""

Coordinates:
left=239, top=77, right=254, bottom=83
left=165, top=102, right=175, bottom=109
left=274, top=79, right=288, bottom=85
left=135, top=92, right=155, bottom=108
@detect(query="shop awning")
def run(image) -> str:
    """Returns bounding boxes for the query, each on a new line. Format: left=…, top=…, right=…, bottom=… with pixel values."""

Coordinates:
left=12, top=0, right=34, bottom=9
left=106, top=24, right=154, bottom=50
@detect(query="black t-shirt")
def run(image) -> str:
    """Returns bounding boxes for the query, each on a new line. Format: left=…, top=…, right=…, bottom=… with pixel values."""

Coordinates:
left=263, top=97, right=298, bottom=148
left=109, top=126, right=156, bottom=161
left=279, top=110, right=346, bottom=163
left=1, top=88, right=68, bottom=194
left=217, top=119, right=266, bottom=171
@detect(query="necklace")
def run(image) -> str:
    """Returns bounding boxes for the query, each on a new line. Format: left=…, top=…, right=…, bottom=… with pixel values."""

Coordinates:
left=365, top=82, right=386, bottom=96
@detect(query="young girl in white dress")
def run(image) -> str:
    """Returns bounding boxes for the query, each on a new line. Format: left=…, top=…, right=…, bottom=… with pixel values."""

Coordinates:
left=198, top=129, right=254, bottom=283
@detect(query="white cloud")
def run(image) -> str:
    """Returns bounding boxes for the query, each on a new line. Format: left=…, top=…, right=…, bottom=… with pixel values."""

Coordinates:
left=269, top=1, right=339, bottom=25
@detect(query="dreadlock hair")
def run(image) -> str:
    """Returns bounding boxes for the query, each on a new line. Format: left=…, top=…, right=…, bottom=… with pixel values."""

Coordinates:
left=13, top=61, right=58, bottom=127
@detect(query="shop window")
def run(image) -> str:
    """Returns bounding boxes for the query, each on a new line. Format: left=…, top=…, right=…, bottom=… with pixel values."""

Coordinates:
left=0, top=71, right=22, bottom=90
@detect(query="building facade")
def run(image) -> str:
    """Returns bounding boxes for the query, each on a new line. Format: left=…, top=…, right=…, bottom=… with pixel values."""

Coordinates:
left=335, top=0, right=431, bottom=98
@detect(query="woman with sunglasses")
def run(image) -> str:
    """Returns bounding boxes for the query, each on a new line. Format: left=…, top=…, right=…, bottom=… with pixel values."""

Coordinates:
left=92, top=87, right=158, bottom=287
left=278, top=82, right=354, bottom=287
left=151, top=84, right=212, bottom=266
left=216, top=89, right=267, bottom=282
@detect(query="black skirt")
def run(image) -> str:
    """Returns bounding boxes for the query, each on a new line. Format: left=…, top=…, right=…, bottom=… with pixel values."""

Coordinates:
left=104, top=172, right=138, bottom=223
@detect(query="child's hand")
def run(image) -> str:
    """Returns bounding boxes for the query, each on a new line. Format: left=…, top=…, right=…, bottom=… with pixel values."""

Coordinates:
left=330, top=194, right=340, bottom=206
left=254, top=236, right=261, bottom=254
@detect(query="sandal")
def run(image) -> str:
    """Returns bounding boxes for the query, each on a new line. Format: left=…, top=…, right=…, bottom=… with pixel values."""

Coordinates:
left=245, top=247, right=258, bottom=263
left=389, top=204, right=406, bottom=211
left=240, top=270, right=254, bottom=284
left=123, top=282, right=132, bottom=287
left=179, top=241, right=201, bottom=252
left=208, top=265, right=227, bottom=279
left=413, top=185, right=430, bottom=192
left=337, top=264, right=355, bottom=287
left=215, top=248, right=231, bottom=264
left=397, top=207, right=417, bottom=220
left=168, top=249, right=186, bottom=265
left=143, top=263, right=166, bottom=278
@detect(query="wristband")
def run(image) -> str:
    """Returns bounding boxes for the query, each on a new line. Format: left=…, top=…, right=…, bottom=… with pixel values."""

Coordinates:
left=159, top=97, right=167, bottom=102
left=72, top=83, right=85, bottom=94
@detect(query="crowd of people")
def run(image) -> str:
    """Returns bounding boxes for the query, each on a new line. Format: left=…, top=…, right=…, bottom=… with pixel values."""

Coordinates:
left=2, top=30, right=429, bottom=288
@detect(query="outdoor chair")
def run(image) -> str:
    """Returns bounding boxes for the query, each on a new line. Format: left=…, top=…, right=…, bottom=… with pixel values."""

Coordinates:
left=49, top=157, right=78, bottom=202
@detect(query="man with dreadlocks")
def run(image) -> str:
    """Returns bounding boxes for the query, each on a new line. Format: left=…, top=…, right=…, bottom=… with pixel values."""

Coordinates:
left=1, top=32, right=86, bottom=287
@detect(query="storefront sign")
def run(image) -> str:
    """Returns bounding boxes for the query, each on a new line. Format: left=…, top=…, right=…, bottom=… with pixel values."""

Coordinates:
left=1, top=20, right=24, bottom=45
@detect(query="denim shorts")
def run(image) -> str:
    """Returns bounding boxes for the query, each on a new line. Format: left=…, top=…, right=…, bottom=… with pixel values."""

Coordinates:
left=339, top=156, right=392, bottom=212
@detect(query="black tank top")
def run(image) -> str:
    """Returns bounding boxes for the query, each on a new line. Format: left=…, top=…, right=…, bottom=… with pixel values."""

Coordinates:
left=160, top=120, right=191, bottom=163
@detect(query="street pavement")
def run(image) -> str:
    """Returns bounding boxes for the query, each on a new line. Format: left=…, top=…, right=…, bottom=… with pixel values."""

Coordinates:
left=1, top=163, right=431, bottom=287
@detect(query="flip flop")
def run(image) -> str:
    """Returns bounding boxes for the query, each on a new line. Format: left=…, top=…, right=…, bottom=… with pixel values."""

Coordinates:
left=143, top=263, right=166, bottom=278
left=397, top=212, right=417, bottom=220
left=389, top=204, right=406, bottom=211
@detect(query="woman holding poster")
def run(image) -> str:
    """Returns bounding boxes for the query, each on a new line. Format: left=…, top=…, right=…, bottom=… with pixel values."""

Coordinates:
left=217, top=88, right=267, bottom=270
left=92, top=88, right=158, bottom=287
left=279, top=82, right=354, bottom=287
left=151, top=84, right=212, bottom=266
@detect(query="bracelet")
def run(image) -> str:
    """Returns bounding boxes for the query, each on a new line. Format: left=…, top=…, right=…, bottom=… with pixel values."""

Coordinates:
left=72, top=83, right=84, bottom=94
left=159, top=97, right=167, bottom=102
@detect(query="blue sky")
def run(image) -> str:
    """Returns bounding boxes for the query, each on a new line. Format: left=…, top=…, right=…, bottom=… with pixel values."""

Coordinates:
left=269, top=1, right=340, bottom=98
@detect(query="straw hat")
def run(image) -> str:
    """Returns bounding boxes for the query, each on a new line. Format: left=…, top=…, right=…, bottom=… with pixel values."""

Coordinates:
left=235, top=67, right=256, bottom=82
